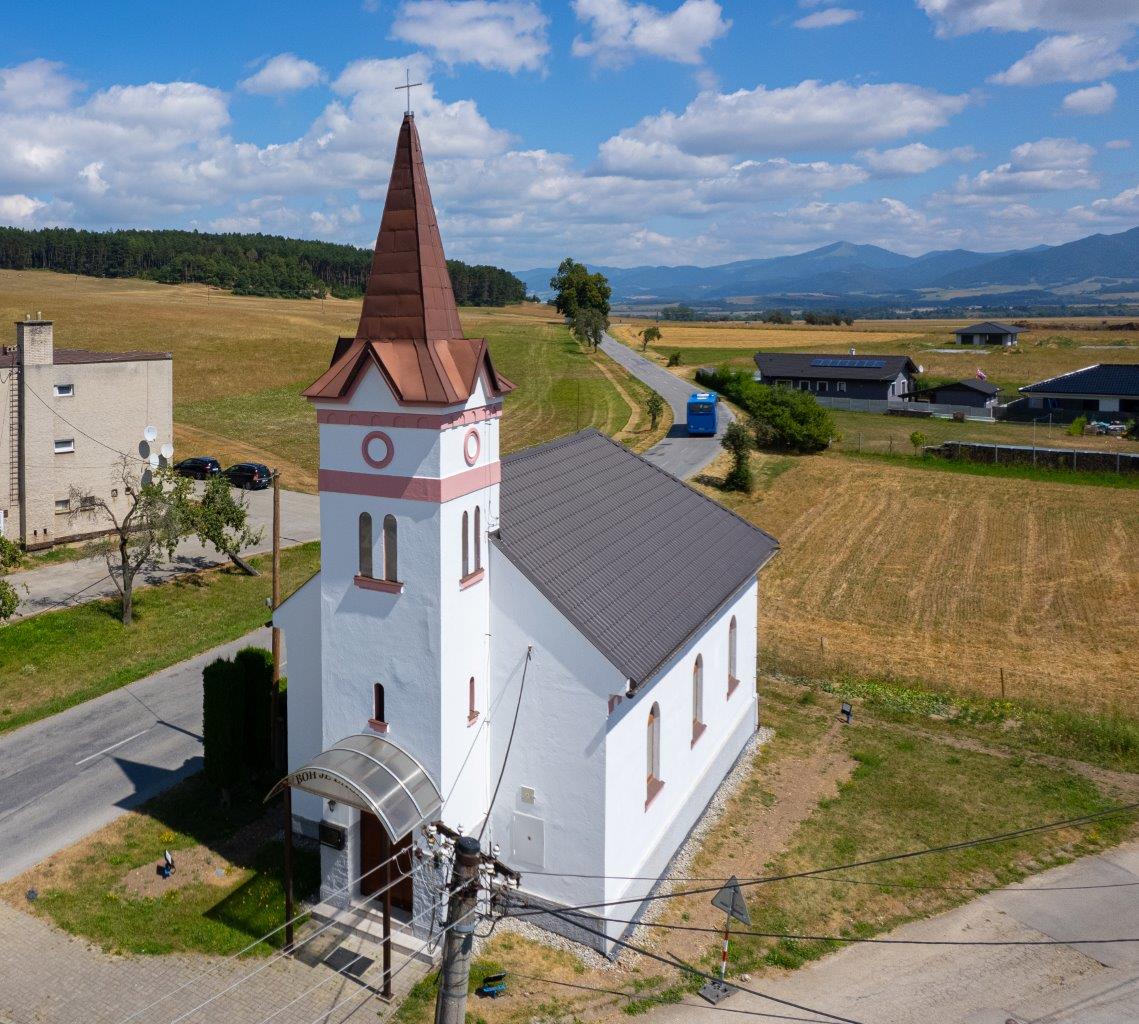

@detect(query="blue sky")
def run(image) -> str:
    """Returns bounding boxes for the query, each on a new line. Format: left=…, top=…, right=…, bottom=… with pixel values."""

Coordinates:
left=1, top=0, right=1137, bottom=269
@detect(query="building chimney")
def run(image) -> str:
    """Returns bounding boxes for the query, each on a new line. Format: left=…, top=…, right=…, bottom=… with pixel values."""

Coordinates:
left=16, top=315, right=53, bottom=367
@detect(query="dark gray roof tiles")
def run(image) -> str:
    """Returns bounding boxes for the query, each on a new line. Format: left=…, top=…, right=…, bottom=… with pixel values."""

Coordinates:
left=929, top=379, right=1000, bottom=396
left=497, top=430, right=778, bottom=685
left=955, top=321, right=1023, bottom=335
left=1020, top=364, right=1139, bottom=397
left=0, top=347, right=171, bottom=367
left=754, top=352, right=917, bottom=382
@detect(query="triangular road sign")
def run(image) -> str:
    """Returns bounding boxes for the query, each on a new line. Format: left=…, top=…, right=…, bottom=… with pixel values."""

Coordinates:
left=710, top=875, right=750, bottom=925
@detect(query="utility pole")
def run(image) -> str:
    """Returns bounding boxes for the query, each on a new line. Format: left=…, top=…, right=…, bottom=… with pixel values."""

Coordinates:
left=270, top=470, right=282, bottom=769
left=434, top=836, right=481, bottom=1024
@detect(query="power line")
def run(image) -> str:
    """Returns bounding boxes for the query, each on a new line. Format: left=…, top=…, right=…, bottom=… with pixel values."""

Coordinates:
left=477, top=644, right=531, bottom=843
left=515, top=897, right=866, bottom=1024
left=508, top=802, right=1139, bottom=921
left=21, top=375, right=139, bottom=461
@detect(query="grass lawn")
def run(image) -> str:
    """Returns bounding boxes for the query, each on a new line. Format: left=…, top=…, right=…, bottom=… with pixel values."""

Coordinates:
left=1, top=774, right=319, bottom=956
left=0, top=542, right=320, bottom=733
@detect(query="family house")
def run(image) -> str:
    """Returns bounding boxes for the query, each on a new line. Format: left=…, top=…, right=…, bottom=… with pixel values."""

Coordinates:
left=753, top=352, right=919, bottom=401
left=271, top=113, right=779, bottom=955
left=1019, top=364, right=1139, bottom=415
left=954, top=322, right=1022, bottom=346
left=913, top=378, right=1001, bottom=409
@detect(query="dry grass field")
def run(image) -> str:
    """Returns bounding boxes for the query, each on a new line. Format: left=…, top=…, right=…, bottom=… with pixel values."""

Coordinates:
left=0, top=271, right=667, bottom=490
left=610, top=317, right=1139, bottom=397
left=696, top=449, right=1139, bottom=712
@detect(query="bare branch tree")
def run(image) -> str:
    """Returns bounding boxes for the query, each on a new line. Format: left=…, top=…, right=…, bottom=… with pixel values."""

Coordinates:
left=70, top=456, right=190, bottom=625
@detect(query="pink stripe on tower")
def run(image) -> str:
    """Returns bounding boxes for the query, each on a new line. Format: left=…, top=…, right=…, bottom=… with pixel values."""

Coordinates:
left=320, top=461, right=501, bottom=503
left=316, top=404, right=502, bottom=429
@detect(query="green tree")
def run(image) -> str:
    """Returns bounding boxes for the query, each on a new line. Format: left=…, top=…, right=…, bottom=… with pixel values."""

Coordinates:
left=569, top=306, right=608, bottom=350
left=0, top=536, right=21, bottom=621
left=646, top=391, right=665, bottom=431
left=660, top=304, right=697, bottom=321
left=182, top=473, right=265, bottom=576
left=667, top=351, right=682, bottom=367
left=550, top=257, right=611, bottom=319
left=909, top=430, right=927, bottom=453
left=71, top=457, right=191, bottom=625
left=640, top=325, right=662, bottom=351
left=721, top=420, right=755, bottom=492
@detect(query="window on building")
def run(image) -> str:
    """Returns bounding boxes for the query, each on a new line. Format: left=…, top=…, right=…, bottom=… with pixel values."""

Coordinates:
left=474, top=506, right=482, bottom=570
left=818, top=381, right=829, bottom=392
left=373, top=683, right=385, bottom=724
left=468, top=677, right=478, bottom=723
left=383, top=515, right=398, bottom=582
left=692, top=656, right=705, bottom=744
left=358, top=512, right=373, bottom=578
left=461, top=510, right=470, bottom=578
left=646, top=702, right=662, bottom=805
left=54, top=498, right=70, bottom=513
left=53, top=384, right=74, bottom=398
left=728, top=616, right=738, bottom=696
left=54, top=438, right=75, bottom=454
left=836, top=381, right=847, bottom=393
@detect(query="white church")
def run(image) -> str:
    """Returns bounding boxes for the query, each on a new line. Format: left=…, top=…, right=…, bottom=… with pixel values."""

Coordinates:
left=273, top=112, right=779, bottom=953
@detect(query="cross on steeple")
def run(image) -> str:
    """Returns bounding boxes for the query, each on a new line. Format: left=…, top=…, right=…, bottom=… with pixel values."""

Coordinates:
left=395, top=68, right=423, bottom=116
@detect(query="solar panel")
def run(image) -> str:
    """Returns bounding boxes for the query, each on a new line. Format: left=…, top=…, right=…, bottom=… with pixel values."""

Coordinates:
left=809, top=358, right=886, bottom=369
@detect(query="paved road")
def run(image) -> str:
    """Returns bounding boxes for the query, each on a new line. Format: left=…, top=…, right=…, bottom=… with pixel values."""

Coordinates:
left=11, top=487, right=320, bottom=619
left=0, top=628, right=270, bottom=882
left=654, top=841, right=1139, bottom=1024
left=600, top=331, right=731, bottom=478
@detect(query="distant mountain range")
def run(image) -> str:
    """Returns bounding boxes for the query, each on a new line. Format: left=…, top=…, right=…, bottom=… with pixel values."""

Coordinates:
left=518, top=226, right=1139, bottom=313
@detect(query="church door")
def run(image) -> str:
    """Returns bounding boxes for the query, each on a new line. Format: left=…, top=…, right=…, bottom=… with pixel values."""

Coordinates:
left=360, top=813, right=414, bottom=911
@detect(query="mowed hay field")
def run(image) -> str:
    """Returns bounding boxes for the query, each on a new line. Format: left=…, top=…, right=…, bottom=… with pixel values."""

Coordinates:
left=610, top=317, right=1139, bottom=396
left=0, top=271, right=667, bottom=490
left=696, top=451, right=1139, bottom=711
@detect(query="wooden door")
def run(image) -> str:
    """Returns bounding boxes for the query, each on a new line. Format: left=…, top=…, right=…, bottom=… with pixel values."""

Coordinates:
left=359, top=813, right=414, bottom=911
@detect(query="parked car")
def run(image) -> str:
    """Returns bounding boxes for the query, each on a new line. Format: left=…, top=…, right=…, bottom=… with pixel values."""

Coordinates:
left=173, top=456, right=222, bottom=480
left=224, top=462, right=272, bottom=490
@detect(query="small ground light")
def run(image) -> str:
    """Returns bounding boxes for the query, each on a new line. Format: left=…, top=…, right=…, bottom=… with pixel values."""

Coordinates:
left=840, top=702, right=853, bottom=724
left=25, top=888, right=37, bottom=902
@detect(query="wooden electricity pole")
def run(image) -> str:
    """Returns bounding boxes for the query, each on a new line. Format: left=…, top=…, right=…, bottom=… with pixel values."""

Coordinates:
left=434, top=836, right=481, bottom=1024
left=270, top=470, right=282, bottom=769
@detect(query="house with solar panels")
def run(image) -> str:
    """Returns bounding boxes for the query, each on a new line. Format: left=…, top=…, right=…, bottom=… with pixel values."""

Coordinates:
left=1020, top=364, right=1139, bottom=417
left=753, top=353, right=920, bottom=401
left=271, top=113, right=779, bottom=956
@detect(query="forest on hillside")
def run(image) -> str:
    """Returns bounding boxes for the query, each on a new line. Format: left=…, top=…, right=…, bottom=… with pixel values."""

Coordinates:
left=0, top=226, right=527, bottom=305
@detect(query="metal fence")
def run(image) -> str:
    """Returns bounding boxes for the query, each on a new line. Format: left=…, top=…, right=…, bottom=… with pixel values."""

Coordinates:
left=813, top=396, right=997, bottom=420
left=928, top=440, right=1139, bottom=474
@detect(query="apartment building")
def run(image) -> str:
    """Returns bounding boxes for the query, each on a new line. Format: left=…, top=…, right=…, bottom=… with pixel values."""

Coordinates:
left=1, top=316, right=172, bottom=549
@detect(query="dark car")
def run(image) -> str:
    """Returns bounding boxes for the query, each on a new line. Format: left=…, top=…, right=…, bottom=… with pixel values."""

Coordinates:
left=173, top=456, right=222, bottom=480
left=224, top=462, right=272, bottom=490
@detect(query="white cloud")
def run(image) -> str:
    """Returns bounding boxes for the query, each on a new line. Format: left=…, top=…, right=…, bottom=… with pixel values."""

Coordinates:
left=955, top=136, right=1098, bottom=195
left=917, top=0, right=1139, bottom=36
left=990, top=33, right=1137, bottom=86
left=84, top=82, right=230, bottom=134
left=1061, top=82, right=1118, bottom=115
left=699, top=158, right=868, bottom=201
left=571, top=0, right=730, bottom=66
left=610, top=80, right=968, bottom=157
left=239, top=53, right=325, bottom=95
left=0, top=59, right=81, bottom=110
left=0, top=193, right=46, bottom=224
left=595, top=136, right=730, bottom=178
left=391, top=2, right=549, bottom=74
left=794, top=8, right=861, bottom=29
left=1068, top=184, right=1139, bottom=225
left=1106, top=138, right=1132, bottom=149
left=858, top=142, right=978, bottom=175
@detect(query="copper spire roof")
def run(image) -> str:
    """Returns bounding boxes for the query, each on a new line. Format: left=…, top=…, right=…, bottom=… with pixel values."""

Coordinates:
left=304, top=114, right=514, bottom=407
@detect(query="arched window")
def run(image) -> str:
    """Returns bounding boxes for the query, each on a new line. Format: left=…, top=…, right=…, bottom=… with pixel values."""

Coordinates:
left=646, top=702, right=662, bottom=805
left=383, top=515, right=398, bottom=582
left=728, top=616, right=739, bottom=697
left=468, top=677, right=478, bottom=723
left=358, top=512, right=373, bottom=578
left=373, top=683, right=385, bottom=724
left=461, top=510, right=470, bottom=578
left=474, top=506, right=482, bottom=570
left=692, top=656, right=704, bottom=743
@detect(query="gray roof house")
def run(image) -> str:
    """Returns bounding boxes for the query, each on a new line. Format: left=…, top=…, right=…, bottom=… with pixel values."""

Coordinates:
left=913, top=378, right=1001, bottom=409
left=955, top=322, right=1023, bottom=346
left=753, top=353, right=919, bottom=402
left=1019, top=364, right=1139, bottom=415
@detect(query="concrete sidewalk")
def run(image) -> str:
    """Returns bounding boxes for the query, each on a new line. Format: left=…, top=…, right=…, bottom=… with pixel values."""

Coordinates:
left=10, top=487, right=320, bottom=619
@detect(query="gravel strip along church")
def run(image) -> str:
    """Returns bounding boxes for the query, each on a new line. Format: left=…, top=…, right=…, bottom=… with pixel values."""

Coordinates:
left=273, top=112, right=778, bottom=954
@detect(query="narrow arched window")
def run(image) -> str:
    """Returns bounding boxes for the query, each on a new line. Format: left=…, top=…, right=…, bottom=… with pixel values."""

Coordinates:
left=461, top=510, right=470, bottom=578
left=692, top=656, right=704, bottom=742
left=728, top=616, right=738, bottom=696
left=646, top=702, right=662, bottom=805
left=383, top=515, right=398, bottom=582
left=474, top=506, right=482, bottom=570
left=358, top=512, right=373, bottom=578
left=373, top=683, right=385, bottom=724
left=468, top=677, right=478, bottom=723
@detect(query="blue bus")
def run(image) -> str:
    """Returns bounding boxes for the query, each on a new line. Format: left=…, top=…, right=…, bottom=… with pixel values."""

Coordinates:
left=686, top=392, right=718, bottom=436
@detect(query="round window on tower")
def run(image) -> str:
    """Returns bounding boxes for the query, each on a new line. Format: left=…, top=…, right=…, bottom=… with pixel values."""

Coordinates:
left=463, top=428, right=480, bottom=467
left=361, top=430, right=394, bottom=469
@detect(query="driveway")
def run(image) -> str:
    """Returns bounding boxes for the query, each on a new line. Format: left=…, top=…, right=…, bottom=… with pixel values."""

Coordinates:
left=11, top=487, right=320, bottom=619
left=600, top=332, right=731, bottom=479
left=652, top=841, right=1139, bottom=1024
left=0, top=628, right=270, bottom=882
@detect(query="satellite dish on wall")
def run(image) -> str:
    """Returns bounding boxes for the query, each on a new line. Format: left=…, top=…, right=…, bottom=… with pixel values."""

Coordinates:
left=144, top=425, right=158, bottom=443
left=149, top=452, right=160, bottom=468
left=160, top=443, right=174, bottom=460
